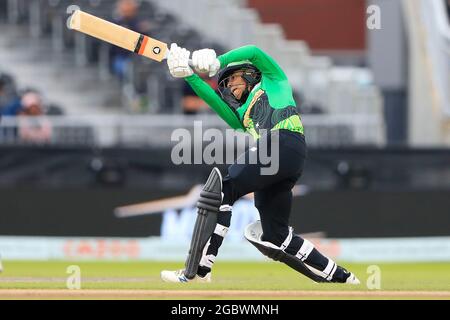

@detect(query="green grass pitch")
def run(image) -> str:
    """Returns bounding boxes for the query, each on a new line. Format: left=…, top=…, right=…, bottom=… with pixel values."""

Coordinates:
left=0, top=261, right=449, bottom=299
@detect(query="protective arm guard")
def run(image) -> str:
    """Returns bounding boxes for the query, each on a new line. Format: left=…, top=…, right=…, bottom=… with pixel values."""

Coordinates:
left=184, top=168, right=223, bottom=279
left=244, top=221, right=328, bottom=283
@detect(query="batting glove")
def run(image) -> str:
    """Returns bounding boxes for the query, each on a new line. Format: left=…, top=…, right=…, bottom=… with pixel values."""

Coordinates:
left=167, top=43, right=193, bottom=78
left=192, top=48, right=221, bottom=77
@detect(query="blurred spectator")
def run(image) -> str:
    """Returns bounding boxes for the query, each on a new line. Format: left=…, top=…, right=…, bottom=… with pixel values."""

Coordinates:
left=0, top=73, right=22, bottom=116
left=110, top=0, right=153, bottom=80
left=17, top=92, right=52, bottom=143
left=181, top=74, right=217, bottom=115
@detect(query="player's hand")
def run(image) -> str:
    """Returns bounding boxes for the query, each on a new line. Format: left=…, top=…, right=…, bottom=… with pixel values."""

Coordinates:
left=192, top=48, right=220, bottom=77
left=167, top=43, right=193, bottom=78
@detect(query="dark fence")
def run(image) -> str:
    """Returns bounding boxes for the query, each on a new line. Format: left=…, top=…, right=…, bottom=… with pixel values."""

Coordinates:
left=1, top=145, right=449, bottom=190
left=0, top=146, right=449, bottom=237
left=0, top=187, right=449, bottom=238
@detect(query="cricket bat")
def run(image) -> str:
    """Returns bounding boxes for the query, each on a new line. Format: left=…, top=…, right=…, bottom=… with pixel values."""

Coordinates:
left=69, top=10, right=171, bottom=62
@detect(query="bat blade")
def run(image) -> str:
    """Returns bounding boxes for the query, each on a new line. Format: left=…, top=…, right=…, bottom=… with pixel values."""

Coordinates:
left=69, top=10, right=168, bottom=62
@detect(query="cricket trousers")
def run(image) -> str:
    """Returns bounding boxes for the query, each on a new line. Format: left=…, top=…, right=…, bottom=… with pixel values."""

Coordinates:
left=197, top=130, right=348, bottom=282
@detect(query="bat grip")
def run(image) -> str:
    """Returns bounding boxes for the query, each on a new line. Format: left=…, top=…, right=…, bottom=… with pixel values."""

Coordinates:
left=163, top=51, right=194, bottom=67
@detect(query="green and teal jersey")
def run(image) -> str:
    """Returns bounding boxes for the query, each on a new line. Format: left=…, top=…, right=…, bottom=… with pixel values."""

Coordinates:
left=185, top=45, right=304, bottom=139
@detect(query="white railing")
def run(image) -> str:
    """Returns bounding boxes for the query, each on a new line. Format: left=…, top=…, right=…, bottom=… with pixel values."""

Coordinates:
left=421, top=0, right=450, bottom=116
left=0, top=114, right=386, bottom=148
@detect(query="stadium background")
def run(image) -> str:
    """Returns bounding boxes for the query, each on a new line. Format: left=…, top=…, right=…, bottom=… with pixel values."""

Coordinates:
left=0, top=0, right=449, bottom=298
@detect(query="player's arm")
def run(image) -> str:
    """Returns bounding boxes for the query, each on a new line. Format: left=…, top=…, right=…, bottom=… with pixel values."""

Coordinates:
left=185, top=75, right=244, bottom=130
left=167, top=44, right=244, bottom=130
left=218, top=45, right=287, bottom=81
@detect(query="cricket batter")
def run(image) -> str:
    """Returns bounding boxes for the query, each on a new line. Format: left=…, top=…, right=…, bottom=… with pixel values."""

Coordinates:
left=161, top=44, right=360, bottom=285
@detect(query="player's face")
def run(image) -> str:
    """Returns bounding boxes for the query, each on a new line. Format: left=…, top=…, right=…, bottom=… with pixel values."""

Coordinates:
left=227, top=71, right=246, bottom=100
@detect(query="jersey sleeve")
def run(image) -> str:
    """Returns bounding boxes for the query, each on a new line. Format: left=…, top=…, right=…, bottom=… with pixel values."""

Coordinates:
left=184, top=74, right=244, bottom=130
left=218, top=45, right=287, bottom=81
